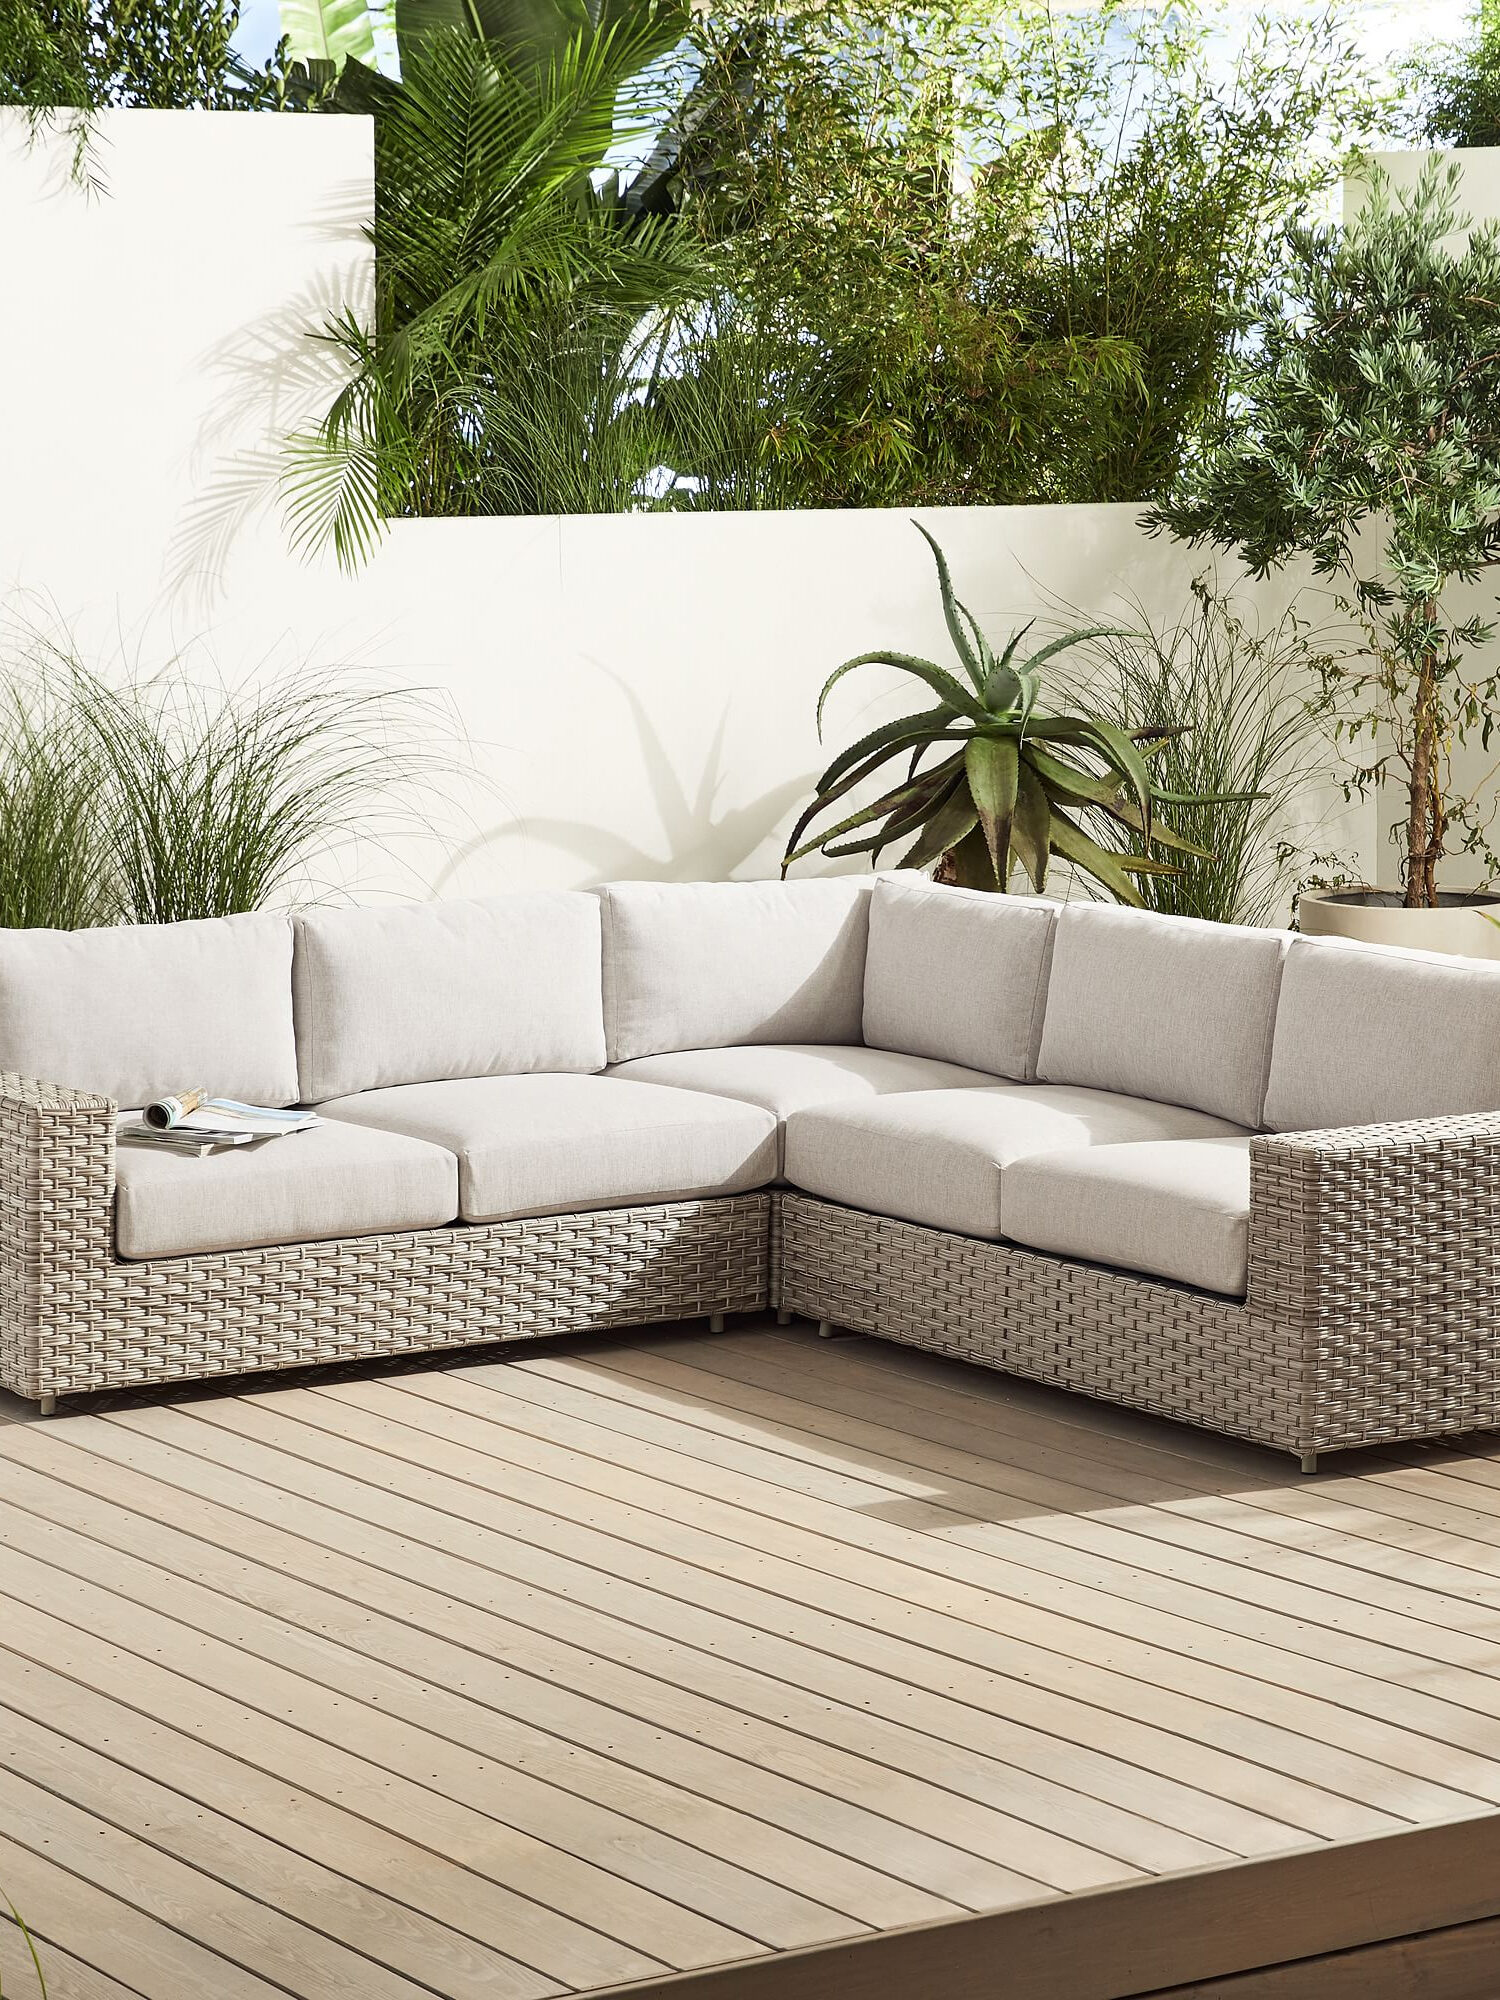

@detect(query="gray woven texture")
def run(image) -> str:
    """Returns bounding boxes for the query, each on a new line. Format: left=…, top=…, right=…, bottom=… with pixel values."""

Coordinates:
left=0, top=1074, right=768, bottom=1404
left=6, top=1069, right=1500, bottom=1463
left=778, top=1111, right=1500, bottom=1459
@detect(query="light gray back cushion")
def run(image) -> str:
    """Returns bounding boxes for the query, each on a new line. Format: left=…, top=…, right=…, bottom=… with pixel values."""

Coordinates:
left=1035, top=902, right=1288, bottom=1128
left=599, top=878, right=872, bottom=1064
left=1264, top=934, right=1500, bottom=1132
left=294, top=892, right=606, bottom=1102
left=862, top=876, right=1057, bottom=1081
left=0, top=912, right=297, bottom=1108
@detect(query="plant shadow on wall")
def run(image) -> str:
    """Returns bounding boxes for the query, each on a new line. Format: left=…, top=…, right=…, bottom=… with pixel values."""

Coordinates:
left=274, top=0, right=1378, bottom=558
left=0, top=630, right=462, bottom=927
left=441, top=667, right=812, bottom=889
left=785, top=523, right=1345, bottom=921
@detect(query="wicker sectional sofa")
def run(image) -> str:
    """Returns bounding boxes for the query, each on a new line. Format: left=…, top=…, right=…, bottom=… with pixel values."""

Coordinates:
left=5, top=872, right=1500, bottom=1472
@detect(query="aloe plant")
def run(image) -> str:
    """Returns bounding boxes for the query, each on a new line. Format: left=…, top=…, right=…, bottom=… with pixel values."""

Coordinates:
left=783, top=524, right=1216, bottom=903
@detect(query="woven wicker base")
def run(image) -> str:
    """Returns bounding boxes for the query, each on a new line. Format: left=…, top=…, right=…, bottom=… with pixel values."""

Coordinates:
left=10, top=1065, right=1500, bottom=1459
left=5, top=1191, right=770, bottom=1405
left=776, top=1192, right=1306, bottom=1456
left=776, top=1185, right=1500, bottom=1464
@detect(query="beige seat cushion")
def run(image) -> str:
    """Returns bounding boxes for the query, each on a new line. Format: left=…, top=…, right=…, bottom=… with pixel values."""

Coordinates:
left=1264, top=934, right=1500, bottom=1132
left=606, top=1044, right=999, bottom=1167
left=599, top=878, right=871, bottom=1063
left=319, top=1074, right=777, bottom=1224
left=1036, top=902, right=1287, bottom=1128
left=0, top=911, right=298, bottom=1110
left=293, top=891, right=606, bottom=1101
left=784, top=1085, right=1248, bottom=1241
left=862, top=875, right=1057, bottom=1080
left=1002, top=1138, right=1253, bottom=1296
left=114, top=1120, right=458, bottom=1261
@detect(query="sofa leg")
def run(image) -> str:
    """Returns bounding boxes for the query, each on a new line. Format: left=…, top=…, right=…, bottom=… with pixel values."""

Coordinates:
left=708, top=1313, right=725, bottom=1333
left=775, top=1308, right=793, bottom=1325
left=1299, top=1451, right=1318, bottom=1476
left=38, top=1393, right=56, bottom=1418
left=816, top=1319, right=835, bottom=1339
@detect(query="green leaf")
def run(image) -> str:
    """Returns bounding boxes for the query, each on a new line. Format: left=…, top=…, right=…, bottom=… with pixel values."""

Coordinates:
left=898, top=789, right=981, bottom=873
left=1104, top=796, right=1211, bottom=858
left=813, top=706, right=961, bottom=795
left=983, top=621, right=1034, bottom=712
left=1048, top=811, right=1146, bottom=907
left=1018, top=625, right=1135, bottom=679
left=964, top=734, right=1019, bottom=885
left=1011, top=761, right=1052, bottom=893
left=1027, top=713, right=1155, bottom=823
left=1026, top=745, right=1127, bottom=808
left=816, top=652, right=989, bottom=736
left=912, top=521, right=986, bottom=691
left=944, top=823, right=1002, bottom=890
left=279, top=0, right=377, bottom=67
left=782, top=757, right=962, bottom=868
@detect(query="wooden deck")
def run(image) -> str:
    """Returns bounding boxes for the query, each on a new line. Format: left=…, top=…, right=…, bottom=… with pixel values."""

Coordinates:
left=5, top=1317, right=1500, bottom=1999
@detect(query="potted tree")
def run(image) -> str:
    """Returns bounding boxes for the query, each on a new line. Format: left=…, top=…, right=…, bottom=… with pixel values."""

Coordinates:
left=1149, top=160, right=1500, bottom=955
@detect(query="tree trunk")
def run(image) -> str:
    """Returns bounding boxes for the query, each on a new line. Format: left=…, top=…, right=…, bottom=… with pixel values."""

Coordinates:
left=1405, top=647, right=1445, bottom=910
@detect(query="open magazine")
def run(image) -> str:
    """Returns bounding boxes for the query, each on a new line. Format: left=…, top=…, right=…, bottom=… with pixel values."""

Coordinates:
left=118, top=1092, right=321, bottom=1158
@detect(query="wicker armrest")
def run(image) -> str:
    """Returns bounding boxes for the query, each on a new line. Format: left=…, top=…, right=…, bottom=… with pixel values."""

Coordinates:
left=1254, top=1109, right=1500, bottom=1163
left=0, top=1075, right=117, bottom=1396
left=1247, top=1109, right=1500, bottom=1333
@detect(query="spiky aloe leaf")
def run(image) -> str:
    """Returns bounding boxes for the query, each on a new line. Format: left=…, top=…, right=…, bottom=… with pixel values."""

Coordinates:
left=943, top=823, right=1002, bottom=889
left=1011, top=760, right=1052, bottom=893
left=1048, top=811, right=1147, bottom=907
left=965, top=734, right=1019, bottom=885
left=782, top=756, right=962, bottom=869
left=788, top=725, right=951, bottom=859
left=872, top=767, right=966, bottom=860
left=913, top=521, right=988, bottom=692
left=1017, top=625, right=1134, bottom=680
left=1026, top=713, right=1155, bottom=825
left=1026, top=744, right=1128, bottom=809
left=983, top=620, right=1034, bottom=712
left=815, top=706, right=962, bottom=796
left=899, top=789, right=980, bottom=873
left=1104, top=796, right=1212, bottom=858
left=816, top=653, right=988, bottom=737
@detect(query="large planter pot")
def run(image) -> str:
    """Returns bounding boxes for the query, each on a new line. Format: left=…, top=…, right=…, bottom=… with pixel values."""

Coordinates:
left=1299, top=886, right=1500, bottom=960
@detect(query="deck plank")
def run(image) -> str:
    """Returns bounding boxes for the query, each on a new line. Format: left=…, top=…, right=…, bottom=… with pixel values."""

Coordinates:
left=0, top=1430, right=1293, bottom=1872
left=547, top=1343, right=1500, bottom=1693
left=235, top=1373, right=1500, bottom=1820
left=0, top=1452, right=1097, bottom=1906
left=3, top=1318, right=1500, bottom=1999
left=109, top=1394, right=1418, bottom=1837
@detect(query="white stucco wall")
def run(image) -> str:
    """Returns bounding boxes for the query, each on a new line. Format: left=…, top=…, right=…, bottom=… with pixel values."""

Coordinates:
left=0, top=108, right=1372, bottom=902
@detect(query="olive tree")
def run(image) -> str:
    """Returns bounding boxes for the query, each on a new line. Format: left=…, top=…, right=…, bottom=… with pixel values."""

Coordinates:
left=1150, top=162, right=1500, bottom=907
